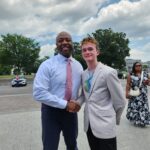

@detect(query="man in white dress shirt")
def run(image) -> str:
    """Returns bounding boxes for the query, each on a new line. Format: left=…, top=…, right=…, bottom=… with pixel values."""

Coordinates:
left=33, top=31, right=83, bottom=150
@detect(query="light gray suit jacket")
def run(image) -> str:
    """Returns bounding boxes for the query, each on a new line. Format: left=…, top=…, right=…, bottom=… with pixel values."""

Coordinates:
left=77, top=63, right=126, bottom=139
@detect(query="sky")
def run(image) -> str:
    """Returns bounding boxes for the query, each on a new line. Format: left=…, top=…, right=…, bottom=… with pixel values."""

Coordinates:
left=0, top=0, right=150, bottom=62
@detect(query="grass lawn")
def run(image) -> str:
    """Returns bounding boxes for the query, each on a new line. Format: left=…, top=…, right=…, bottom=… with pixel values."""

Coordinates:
left=0, top=75, right=34, bottom=79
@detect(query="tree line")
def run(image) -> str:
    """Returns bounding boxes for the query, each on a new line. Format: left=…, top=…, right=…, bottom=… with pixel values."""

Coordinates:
left=0, top=28, right=130, bottom=75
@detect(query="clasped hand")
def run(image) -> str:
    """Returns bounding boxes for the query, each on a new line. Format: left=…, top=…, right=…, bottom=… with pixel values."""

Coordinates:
left=66, top=100, right=81, bottom=112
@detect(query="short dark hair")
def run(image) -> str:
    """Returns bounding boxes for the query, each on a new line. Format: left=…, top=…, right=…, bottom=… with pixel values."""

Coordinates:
left=56, top=31, right=72, bottom=43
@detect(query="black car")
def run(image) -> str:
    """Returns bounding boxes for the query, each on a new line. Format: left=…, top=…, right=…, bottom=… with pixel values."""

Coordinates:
left=118, top=72, right=123, bottom=79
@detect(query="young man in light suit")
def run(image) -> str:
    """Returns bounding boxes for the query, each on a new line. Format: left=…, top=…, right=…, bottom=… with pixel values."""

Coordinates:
left=70, top=37, right=126, bottom=150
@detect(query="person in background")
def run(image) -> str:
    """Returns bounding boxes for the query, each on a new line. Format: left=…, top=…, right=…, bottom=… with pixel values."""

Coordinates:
left=16, top=75, right=19, bottom=80
left=126, top=61, right=150, bottom=127
left=69, top=37, right=126, bottom=150
left=33, top=31, right=83, bottom=150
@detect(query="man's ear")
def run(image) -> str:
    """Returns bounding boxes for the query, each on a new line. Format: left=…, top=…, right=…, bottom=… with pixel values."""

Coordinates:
left=97, top=50, right=100, bottom=56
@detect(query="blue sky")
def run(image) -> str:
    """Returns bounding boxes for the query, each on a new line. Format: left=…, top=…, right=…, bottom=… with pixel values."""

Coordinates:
left=0, top=0, right=149, bottom=62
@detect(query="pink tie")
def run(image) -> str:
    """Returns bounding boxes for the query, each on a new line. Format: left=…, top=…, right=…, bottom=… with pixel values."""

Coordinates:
left=64, top=59, right=72, bottom=101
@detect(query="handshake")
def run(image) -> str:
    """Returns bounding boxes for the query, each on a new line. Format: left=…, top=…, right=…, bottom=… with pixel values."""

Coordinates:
left=66, top=100, right=81, bottom=112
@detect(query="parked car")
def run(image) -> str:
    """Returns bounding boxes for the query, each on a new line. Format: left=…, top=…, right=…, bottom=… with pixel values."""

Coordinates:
left=118, top=72, right=123, bottom=79
left=11, top=75, right=27, bottom=87
left=117, top=71, right=127, bottom=79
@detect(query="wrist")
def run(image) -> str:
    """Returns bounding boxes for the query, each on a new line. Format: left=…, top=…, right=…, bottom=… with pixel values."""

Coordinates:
left=65, top=102, right=70, bottom=111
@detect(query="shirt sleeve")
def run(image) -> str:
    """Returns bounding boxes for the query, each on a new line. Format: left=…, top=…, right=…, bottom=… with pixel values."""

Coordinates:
left=106, top=69, right=126, bottom=125
left=77, top=75, right=85, bottom=106
left=33, top=61, right=67, bottom=109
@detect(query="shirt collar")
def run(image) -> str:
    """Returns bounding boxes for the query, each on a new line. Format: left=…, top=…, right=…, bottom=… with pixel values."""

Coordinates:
left=57, top=53, right=73, bottom=62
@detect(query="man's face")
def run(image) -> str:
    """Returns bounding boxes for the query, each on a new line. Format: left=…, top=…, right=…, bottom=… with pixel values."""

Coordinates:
left=56, top=34, right=73, bottom=58
left=81, top=42, right=99, bottom=62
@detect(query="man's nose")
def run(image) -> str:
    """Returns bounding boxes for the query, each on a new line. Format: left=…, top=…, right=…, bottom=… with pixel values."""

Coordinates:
left=62, top=39, right=68, bottom=44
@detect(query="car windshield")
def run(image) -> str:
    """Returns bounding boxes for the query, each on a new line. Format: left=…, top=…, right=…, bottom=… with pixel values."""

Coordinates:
left=19, top=75, right=25, bottom=79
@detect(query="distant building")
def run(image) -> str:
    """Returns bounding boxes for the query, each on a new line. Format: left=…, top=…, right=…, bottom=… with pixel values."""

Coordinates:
left=143, top=61, right=150, bottom=72
left=147, top=61, right=150, bottom=72
left=125, top=59, right=150, bottom=73
left=125, top=59, right=141, bottom=72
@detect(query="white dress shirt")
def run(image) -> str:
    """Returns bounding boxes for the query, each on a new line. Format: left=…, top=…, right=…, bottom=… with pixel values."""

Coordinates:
left=33, top=54, right=83, bottom=109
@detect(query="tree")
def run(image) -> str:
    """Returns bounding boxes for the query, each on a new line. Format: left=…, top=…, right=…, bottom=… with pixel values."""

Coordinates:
left=143, top=64, right=148, bottom=71
left=0, top=34, right=40, bottom=74
left=33, top=56, right=49, bottom=73
left=73, top=42, right=87, bottom=69
left=92, top=28, right=130, bottom=69
left=53, top=42, right=87, bottom=69
left=0, top=64, right=11, bottom=75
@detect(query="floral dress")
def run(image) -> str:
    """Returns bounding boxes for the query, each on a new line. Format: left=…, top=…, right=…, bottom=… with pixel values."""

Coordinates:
left=126, top=71, right=150, bottom=126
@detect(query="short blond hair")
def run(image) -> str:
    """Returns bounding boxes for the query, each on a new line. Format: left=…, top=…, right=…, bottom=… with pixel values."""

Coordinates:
left=80, top=36, right=100, bottom=51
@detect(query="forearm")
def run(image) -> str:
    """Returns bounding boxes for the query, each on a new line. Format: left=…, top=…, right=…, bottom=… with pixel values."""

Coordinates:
left=33, top=87, right=67, bottom=109
left=116, top=107, right=125, bottom=125
left=76, top=95, right=85, bottom=106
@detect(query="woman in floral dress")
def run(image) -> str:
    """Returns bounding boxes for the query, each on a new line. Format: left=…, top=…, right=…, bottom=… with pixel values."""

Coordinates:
left=126, top=62, right=150, bottom=127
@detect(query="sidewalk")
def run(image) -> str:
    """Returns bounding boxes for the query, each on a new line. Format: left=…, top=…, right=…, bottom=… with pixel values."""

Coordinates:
left=0, top=108, right=89, bottom=150
left=0, top=80, right=150, bottom=150
left=0, top=106, right=150, bottom=150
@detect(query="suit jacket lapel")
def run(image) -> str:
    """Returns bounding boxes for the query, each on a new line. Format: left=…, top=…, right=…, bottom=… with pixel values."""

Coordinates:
left=88, top=63, right=103, bottom=98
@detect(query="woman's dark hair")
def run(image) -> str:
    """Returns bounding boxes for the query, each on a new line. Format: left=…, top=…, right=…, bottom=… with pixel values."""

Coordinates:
left=131, top=61, right=142, bottom=74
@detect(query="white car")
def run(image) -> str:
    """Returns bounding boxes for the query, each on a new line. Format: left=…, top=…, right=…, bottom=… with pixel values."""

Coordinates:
left=11, top=75, right=27, bottom=87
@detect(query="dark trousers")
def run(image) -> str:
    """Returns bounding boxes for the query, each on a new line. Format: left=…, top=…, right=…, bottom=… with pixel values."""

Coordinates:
left=41, top=104, right=78, bottom=150
left=87, top=125, right=117, bottom=150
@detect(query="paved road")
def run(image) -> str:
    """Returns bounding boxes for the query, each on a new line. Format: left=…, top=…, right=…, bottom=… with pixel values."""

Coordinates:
left=0, top=84, right=39, bottom=114
left=0, top=80, right=150, bottom=150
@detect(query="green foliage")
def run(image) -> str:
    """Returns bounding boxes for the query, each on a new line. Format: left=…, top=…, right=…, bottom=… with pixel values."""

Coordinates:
left=33, top=56, right=49, bottom=73
left=0, top=29, right=131, bottom=74
left=73, top=28, right=130, bottom=70
left=92, top=28, right=130, bottom=69
left=73, top=42, right=87, bottom=69
left=143, top=64, right=148, bottom=69
left=0, top=34, right=40, bottom=74
left=0, top=64, right=11, bottom=75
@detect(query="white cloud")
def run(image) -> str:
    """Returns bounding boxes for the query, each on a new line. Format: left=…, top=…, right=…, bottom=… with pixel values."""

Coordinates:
left=0, top=0, right=105, bottom=35
left=129, top=48, right=145, bottom=60
left=39, top=44, right=55, bottom=58
left=0, top=0, right=150, bottom=61
left=128, top=46, right=150, bottom=62
left=143, top=42, right=150, bottom=53
left=79, top=0, right=150, bottom=38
